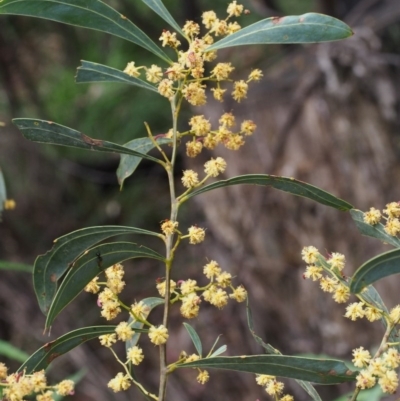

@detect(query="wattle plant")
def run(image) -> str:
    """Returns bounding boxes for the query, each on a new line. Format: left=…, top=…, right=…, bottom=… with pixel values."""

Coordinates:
left=3, top=1, right=399, bottom=401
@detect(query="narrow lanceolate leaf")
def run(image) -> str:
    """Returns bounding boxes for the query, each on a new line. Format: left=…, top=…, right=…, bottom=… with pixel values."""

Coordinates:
left=117, top=137, right=172, bottom=188
left=350, top=209, right=400, bottom=248
left=0, top=340, right=29, bottom=363
left=350, top=249, right=400, bottom=294
left=247, top=301, right=321, bottom=401
left=18, top=326, right=146, bottom=373
left=33, top=226, right=161, bottom=315
left=45, top=242, right=164, bottom=329
left=207, top=13, right=353, bottom=51
left=76, top=61, right=157, bottom=92
left=141, top=0, right=183, bottom=36
left=182, top=174, right=353, bottom=211
left=0, top=0, right=170, bottom=62
left=13, top=119, right=162, bottom=164
left=125, top=297, right=164, bottom=352
left=178, top=355, right=357, bottom=384
left=0, top=261, right=32, bottom=273
left=361, top=285, right=389, bottom=314
left=360, top=286, right=399, bottom=352
left=183, top=323, right=202, bottom=357
left=246, top=301, right=280, bottom=355
left=209, top=345, right=227, bottom=358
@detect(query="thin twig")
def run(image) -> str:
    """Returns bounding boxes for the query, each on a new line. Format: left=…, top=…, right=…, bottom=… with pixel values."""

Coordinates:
left=158, top=94, right=180, bottom=401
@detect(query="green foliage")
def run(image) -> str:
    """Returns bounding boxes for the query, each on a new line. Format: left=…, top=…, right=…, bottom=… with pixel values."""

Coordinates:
left=117, top=137, right=172, bottom=188
left=125, top=297, right=164, bottom=351
left=140, top=0, right=184, bottom=35
left=45, top=241, right=164, bottom=329
left=13, top=119, right=162, bottom=163
left=76, top=60, right=158, bottom=91
left=178, top=355, right=357, bottom=384
left=0, top=261, right=32, bottom=273
left=0, top=0, right=364, bottom=400
left=34, top=225, right=161, bottom=314
left=0, top=0, right=170, bottom=61
left=182, top=174, right=353, bottom=211
left=17, top=326, right=147, bottom=373
left=356, top=286, right=400, bottom=352
left=247, top=302, right=322, bottom=401
left=350, top=209, right=400, bottom=248
left=350, top=249, right=400, bottom=294
left=0, top=340, right=29, bottom=363
left=183, top=323, right=203, bottom=357
left=207, top=13, right=353, bottom=50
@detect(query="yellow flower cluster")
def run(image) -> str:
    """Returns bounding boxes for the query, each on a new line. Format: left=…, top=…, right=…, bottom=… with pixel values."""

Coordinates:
left=187, top=225, right=206, bottom=244
left=107, top=372, right=131, bottom=393
left=149, top=325, right=169, bottom=345
left=196, top=369, right=210, bottom=385
left=353, top=347, right=400, bottom=393
left=178, top=353, right=209, bottom=384
left=84, top=263, right=154, bottom=390
left=181, top=157, right=227, bottom=190
left=185, top=113, right=257, bottom=157
left=301, top=246, right=350, bottom=304
left=255, top=374, right=293, bottom=400
left=98, top=287, right=122, bottom=320
left=363, top=202, right=400, bottom=236
left=84, top=263, right=127, bottom=320
left=161, top=219, right=179, bottom=236
left=3, top=199, right=16, bottom=210
left=123, top=1, right=261, bottom=158
left=0, top=366, right=74, bottom=401
left=84, top=263, right=125, bottom=294
left=301, top=247, right=400, bottom=394
left=156, top=260, right=247, bottom=319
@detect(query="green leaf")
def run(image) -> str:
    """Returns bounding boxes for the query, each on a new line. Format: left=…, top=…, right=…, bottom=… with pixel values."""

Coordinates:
left=207, top=335, right=222, bottom=357
left=350, top=209, right=400, bottom=248
left=12, top=119, right=162, bottom=164
left=209, top=345, right=227, bottom=358
left=0, top=340, right=29, bottom=362
left=361, top=285, right=389, bottom=314
left=246, top=301, right=321, bottom=401
left=0, top=261, right=32, bottom=273
left=33, top=225, right=161, bottom=315
left=350, top=248, right=400, bottom=294
left=0, top=0, right=170, bottom=62
left=178, top=355, right=357, bottom=384
left=207, top=13, right=353, bottom=51
left=359, top=285, right=400, bottom=352
left=45, top=242, right=164, bottom=329
left=75, top=60, right=157, bottom=92
left=141, top=0, right=184, bottom=36
left=125, top=297, right=164, bottom=351
left=246, top=300, right=280, bottom=355
left=117, top=137, right=172, bottom=188
left=17, top=325, right=146, bottom=373
left=183, top=323, right=202, bottom=357
left=0, top=167, right=6, bottom=220
left=182, top=174, right=353, bottom=211
left=296, top=380, right=323, bottom=401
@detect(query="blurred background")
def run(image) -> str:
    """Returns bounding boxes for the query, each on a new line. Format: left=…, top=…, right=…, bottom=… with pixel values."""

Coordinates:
left=1, top=0, right=400, bottom=400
